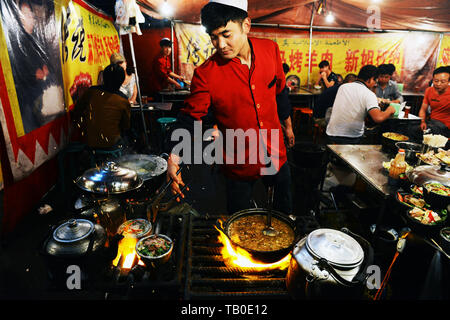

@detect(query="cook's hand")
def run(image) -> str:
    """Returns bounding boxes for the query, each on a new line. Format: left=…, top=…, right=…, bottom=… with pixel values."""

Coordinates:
left=167, top=154, right=188, bottom=201
left=420, top=121, right=427, bottom=131
left=284, top=126, right=295, bottom=148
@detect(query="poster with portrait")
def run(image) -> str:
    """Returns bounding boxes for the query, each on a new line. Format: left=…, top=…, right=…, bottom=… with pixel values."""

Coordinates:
left=0, top=0, right=119, bottom=183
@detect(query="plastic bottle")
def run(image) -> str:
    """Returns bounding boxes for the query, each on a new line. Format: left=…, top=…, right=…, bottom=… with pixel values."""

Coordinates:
left=389, top=149, right=407, bottom=180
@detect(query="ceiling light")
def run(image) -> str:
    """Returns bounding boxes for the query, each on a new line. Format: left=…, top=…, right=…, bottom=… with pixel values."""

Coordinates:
left=160, top=1, right=174, bottom=18
left=325, top=12, right=334, bottom=23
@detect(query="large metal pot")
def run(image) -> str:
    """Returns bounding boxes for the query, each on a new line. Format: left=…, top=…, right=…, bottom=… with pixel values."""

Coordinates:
left=40, top=218, right=122, bottom=287
left=219, top=208, right=299, bottom=264
left=286, top=228, right=374, bottom=299
left=75, top=161, right=144, bottom=195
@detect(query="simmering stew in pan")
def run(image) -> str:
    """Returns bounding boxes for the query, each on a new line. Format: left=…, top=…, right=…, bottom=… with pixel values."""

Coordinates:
left=228, top=215, right=295, bottom=252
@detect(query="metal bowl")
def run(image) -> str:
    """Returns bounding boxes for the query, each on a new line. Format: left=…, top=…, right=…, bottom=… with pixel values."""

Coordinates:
left=395, top=142, right=422, bottom=164
left=135, top=234, right=173, bottom=268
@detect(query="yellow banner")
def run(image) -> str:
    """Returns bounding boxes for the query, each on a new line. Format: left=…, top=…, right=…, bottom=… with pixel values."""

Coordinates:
left=437, top=34, right=450, bottom=68
left=175, top=23, right=216, bottom=67
left=61, top=0, right=120, bottom=107
left=176, top=24, right=405, bottom=86
left=273, top=33, right=404, bottom=85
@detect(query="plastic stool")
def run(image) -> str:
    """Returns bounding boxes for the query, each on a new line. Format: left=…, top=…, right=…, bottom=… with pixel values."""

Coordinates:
left=157, top=117, right=177, bottom=151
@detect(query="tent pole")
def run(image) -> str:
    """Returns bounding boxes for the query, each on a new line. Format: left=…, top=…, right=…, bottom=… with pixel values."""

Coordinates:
left=128, top=33, right=150, bottom=150
left=171, top=20, right=175, bottom=73
left=308, top=4, right=316, bottom=86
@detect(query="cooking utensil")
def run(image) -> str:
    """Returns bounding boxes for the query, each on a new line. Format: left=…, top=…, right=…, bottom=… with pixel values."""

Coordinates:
left=395, top=141, right=422, bottom=164
left=422, top=182, right=450, bottom=209
left=147, top=165, right=187, bottom=223
left=117, top=218, right=152, bottom=239
left=220, top=208, right=298, bottom=264
left=262, top=185, right=278, bottom=237
left=116, top=153, right=168, bottom=194
left=381, top=132, right=409, bottom=154
left=403, top=206, right=448, bottom=236
left=439, top=227, right=450, bottom=255
left=286, top=228, right=373, bottom=299
left=75, top=161, right=143, bottom=194
left=407, top=164, right=450, bottom=186
left=40, top=218, right=122, bottom=287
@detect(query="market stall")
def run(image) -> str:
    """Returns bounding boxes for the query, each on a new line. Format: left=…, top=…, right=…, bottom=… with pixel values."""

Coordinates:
left=0, top=0, right=448, bottom=304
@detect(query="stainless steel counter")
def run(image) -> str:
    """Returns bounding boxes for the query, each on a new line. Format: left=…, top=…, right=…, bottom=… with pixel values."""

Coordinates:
left=327, top=144, right=397, bottom=198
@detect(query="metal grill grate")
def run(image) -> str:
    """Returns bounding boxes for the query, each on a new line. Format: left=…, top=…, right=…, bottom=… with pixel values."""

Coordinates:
left=184, top=215, right=294, bottom=299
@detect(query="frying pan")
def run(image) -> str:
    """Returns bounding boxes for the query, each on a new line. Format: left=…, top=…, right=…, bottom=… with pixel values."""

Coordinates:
left=218, top=208, right=300, bottom=264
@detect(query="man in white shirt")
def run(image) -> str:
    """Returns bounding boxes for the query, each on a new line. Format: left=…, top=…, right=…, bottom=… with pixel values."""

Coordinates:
left=326, top=65, right=396, bottom=144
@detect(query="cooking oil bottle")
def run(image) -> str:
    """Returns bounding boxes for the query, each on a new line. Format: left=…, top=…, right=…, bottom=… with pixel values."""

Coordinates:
left=389, top=149, right=407, bottom=180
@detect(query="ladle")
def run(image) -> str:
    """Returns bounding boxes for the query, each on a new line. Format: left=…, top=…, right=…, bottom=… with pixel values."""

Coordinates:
left=262, top=185, right=278, bottom=237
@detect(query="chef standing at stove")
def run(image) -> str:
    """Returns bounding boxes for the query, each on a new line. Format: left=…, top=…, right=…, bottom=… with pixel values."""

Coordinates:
left=166, top=0, right=294, bottom=215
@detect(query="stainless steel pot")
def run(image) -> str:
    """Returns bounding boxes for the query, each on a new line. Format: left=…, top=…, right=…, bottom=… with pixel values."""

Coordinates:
left=40, top=218, right=122, bottom=286
left=75, top=161, right=143, bottom=194
left=286, top=228, right=374, bottom=299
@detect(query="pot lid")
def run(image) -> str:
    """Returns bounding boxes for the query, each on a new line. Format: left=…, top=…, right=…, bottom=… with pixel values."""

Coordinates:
left=306, top=229, right=364, bottom=268
left=117, top=219, right=152, bottom=238
left=407, top=165, right=450, bottom=186
left=53, top=219, right=94, bottom=243
left=75, top=161, right=144, bottom=194
left=116, top=154, right=167, bottom=181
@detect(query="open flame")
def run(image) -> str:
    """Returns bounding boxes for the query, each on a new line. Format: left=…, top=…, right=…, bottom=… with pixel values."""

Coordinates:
left=112, top=237, right=145, bottom=269
left=215, top=220, right=291, bottom=271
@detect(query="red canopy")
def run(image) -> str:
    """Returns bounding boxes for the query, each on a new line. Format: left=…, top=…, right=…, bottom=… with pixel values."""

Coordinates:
left=138, top=0, right=450, bottom=32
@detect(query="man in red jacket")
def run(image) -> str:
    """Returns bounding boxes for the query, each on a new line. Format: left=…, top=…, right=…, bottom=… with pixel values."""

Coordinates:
left=149, top=38, right=184, bottom=97
left=166, top=0, right=293, bottom=215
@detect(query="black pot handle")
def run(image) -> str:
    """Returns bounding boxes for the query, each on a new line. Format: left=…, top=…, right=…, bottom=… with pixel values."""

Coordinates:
left=315, top=228, right=374, bottom=288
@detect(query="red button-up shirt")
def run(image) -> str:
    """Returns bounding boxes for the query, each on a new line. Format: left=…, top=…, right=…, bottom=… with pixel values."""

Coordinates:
left=149, top=52, right=172, bottom=94
left=180, top=37, right=287, bottom=180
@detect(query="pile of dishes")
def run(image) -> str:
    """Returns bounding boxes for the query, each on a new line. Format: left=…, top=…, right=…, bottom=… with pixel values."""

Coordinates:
left=395, top=165, right=450, bottom=234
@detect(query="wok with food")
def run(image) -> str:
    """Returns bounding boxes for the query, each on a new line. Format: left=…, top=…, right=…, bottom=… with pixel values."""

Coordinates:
left=381, top=132, right=409, bottom=153
left=221, top=209, right=298, bottom=263
left=408, top=207, right=447, bottom=225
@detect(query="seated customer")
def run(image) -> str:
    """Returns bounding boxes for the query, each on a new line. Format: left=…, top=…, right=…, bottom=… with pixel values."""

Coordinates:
left=110, top=52, right=138, bottom=104
left=326, top=65, right=396, bottom=144
left=315, top=60, right=338, bottom=89
left=313, top=73, right=357, bottom=122
left=410, top=66, right=449, bottom=141
left=375, top=64, right=403, bottom=104
left=71, top=63, right=131, bottom=150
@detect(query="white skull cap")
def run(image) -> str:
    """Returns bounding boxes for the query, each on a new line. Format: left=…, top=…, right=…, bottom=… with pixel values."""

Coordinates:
left=209, top=0, right=247, bottom=12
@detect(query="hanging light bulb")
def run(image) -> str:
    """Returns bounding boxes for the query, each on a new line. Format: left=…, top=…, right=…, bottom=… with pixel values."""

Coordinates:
left=160, top=0, right=174, bottom=18
left=325, top=12, right=334, bottom=23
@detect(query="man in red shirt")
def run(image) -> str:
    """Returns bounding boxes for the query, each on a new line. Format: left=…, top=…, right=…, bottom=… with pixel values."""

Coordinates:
left=166, top=0, right=294, bottom=215
left=149, top=38, right=184, bottom=97
left=412, top=66, right=450, bottom=141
